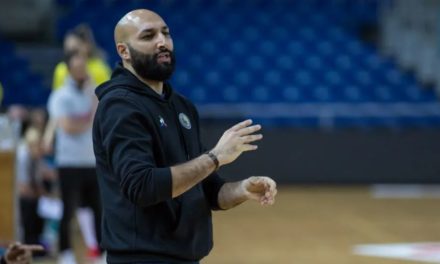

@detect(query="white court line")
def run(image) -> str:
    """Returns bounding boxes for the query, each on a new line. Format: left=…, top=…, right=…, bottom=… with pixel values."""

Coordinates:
left=371, top=184, right=440, bottom=199
left=354, top=242, right=440, bottom=263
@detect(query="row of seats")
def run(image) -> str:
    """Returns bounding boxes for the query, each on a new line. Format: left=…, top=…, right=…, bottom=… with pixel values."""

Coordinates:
left=0, top=40, right=49, bottom=107
left=2, top=0, right=439, bottom=128
left=53, top=0, right=440, bottom=128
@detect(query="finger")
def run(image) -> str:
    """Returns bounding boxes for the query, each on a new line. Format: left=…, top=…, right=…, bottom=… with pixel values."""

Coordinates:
left=20, top=245, right=45, bottom=252
left=229, top=119, right=253, bottom=132
left=265, top=190, right=271, bottom=198
left=267, top=197, right=275, bottom=205
left=268, top=182, right=277, bottom=194
left=241, top=134, right=263, bottom=143
left=260, top=198, right=271, bottom=206
left=17, top=259, right=29, bottom=264
left=248, top=193, right=262, bottom=201
left=249, top=176, right=265, bottom=183
left=240, top=144, right=258, bottom=152
left=261, top=196, right=275, bottom=205
left=259, top=177, right=276, bottom=191
left=236, top=124, right=261, bottom=136
left=7, top=249, right=26, bottom=260
left=250, top=176, right=269, bottom=187
left=9, top=242, right=21, bottom=250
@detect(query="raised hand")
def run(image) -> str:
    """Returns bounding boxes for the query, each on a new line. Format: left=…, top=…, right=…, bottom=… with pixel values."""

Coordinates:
left=211, top=119, right=262, bottom=167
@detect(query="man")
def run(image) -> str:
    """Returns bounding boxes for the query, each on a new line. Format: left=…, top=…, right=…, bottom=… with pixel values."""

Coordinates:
left=1, top=242, right=44, bottom=264
left=93, top=9, right=277, bottom=264
left=47, top=50, right=101, bottom=264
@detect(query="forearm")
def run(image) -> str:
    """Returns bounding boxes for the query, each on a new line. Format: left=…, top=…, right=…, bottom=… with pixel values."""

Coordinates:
left=42, top=119, right=56, bottom=150
left=59, top=116, right=92, bottom=134
left=217, top=181, right=249, bottom=210
left=170, top=153, right=217, bottom=198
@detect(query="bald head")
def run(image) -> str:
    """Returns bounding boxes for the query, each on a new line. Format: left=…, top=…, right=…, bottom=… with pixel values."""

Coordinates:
left=113, top=9, right=175, bottom=84
left=114, top=9, right=165, bottom=44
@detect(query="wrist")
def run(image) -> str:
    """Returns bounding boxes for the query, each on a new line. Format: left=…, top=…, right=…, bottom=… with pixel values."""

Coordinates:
left=209, top=148, right=224, bottom=167
left=240, top=179, right=251, bottom=199
left=205, top=151, right=220, bottom=171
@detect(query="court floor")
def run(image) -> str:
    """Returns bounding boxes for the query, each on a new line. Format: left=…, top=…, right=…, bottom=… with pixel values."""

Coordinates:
left=35, top=186, right=440, bottom=264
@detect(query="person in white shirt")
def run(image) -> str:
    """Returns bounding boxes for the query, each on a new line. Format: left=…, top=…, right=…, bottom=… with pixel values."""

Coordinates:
left=47, top=50, right=101, bottom=264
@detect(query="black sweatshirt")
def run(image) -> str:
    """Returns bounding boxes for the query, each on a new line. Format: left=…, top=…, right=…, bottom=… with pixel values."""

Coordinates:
left=93, top=63, right=225, bottom=263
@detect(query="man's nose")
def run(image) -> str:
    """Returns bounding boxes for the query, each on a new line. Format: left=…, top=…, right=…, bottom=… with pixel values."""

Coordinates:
left=156, top=33, right=167, bottom=49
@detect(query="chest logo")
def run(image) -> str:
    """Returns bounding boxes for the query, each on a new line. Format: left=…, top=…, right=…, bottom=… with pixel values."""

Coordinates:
left=179, top=113, right=191, bottom=129
left=159, top=116, right=167, bottom=127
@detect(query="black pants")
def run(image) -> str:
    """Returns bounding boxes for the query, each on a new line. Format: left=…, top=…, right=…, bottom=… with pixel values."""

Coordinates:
left=58, top=167, right=101, bottom=252
left=20, top=197, right=44, bottom=245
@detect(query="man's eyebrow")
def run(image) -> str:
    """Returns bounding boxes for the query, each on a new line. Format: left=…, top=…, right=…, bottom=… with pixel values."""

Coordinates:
left=139, top=28, right=155, bottom=35
left=139, top=26, right=169, bottom=34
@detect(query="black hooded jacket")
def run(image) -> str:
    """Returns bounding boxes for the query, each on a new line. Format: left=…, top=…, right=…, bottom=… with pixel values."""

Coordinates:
left=93, top=63, right=225, bottom=263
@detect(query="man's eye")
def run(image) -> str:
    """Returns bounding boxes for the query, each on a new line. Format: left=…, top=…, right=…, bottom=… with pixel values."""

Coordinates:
left=142, top=35, right=153, bottom=39
left=163, top=32, right=170, bottom=36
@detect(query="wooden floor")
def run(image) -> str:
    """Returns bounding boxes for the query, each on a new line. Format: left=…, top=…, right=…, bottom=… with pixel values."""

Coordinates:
left=36, top=186, right=440, bottom=264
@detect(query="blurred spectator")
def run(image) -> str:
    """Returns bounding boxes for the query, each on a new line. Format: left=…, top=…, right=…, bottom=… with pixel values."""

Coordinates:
left=47, top=50, right=101, bottom=264
left=45, top=24, right=108, bottom=261
left=52, top=24, right=111, bottom=90
left=7, top=105, right=28, bottom=144
left=16, top=108, right=52, bottom=250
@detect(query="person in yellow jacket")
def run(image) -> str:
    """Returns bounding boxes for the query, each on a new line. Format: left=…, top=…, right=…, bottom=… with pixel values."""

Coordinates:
left=52, top=24, right=111, bottom=90
left=46, top=24, right=109, bottom=261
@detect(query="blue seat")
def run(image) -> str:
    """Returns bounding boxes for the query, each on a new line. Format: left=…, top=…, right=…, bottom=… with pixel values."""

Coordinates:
left=51, top=0, right=438, bottom=127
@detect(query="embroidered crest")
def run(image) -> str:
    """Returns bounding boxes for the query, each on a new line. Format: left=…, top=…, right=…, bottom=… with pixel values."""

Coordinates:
left=179, top=113, right=191, bottom=129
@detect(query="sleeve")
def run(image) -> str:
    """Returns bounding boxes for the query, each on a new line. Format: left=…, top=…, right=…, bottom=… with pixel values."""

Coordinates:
left=52, top=62, right=68, bottom=90
left=99, top=96, right=172, bottom=207
left=190, top=102, right=226, bottom=210
left=47, top=92, right=70, bottom=119
left=202, top=171, right=226, bottom=210
left=15, top=143, right=31, bottom=185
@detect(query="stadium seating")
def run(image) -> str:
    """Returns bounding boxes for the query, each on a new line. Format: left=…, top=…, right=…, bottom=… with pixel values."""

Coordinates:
left=6, top=0, right=440, bottom=127
left=0, top=38, right=49, bottom=107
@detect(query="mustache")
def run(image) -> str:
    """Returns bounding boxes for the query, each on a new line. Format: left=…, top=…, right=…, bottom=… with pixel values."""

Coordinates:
left=155, top=48, right=173, bottom=56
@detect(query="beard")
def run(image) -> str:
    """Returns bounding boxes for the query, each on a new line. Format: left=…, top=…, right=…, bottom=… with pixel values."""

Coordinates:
left=127, top=44, right=175, bottom=81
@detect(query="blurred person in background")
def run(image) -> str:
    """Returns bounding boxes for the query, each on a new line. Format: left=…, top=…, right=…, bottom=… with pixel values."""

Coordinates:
left=7, top=105, right=28, bottom=143
left=93, top=9, right=277, bottom=264
left=52, top=24, right=111, bottom=90
left=16, top=108, right=53, bottom=254
left=44, top=24, right=108, bottom=261
left=47, top=50, right=101, bottom=264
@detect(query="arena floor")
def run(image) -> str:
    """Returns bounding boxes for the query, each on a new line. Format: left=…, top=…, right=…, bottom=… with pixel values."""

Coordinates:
left=35, top=186, right=440, bottom=264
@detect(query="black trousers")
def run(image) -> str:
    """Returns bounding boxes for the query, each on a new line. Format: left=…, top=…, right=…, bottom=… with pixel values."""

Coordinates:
left=20, top=197, right=44, bottom=245
left=58, top=167, right=101, bottom=251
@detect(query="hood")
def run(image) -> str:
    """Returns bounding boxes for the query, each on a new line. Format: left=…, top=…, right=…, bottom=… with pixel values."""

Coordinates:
left=95, top=62, right=173, bottom=103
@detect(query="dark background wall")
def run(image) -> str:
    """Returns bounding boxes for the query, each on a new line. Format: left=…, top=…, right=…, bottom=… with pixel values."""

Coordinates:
left=201, top=122, right=440, bottom=184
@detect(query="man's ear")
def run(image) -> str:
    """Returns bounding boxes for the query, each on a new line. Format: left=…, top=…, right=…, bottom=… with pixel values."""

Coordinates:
left=116, top=43, right=130, bottom=60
